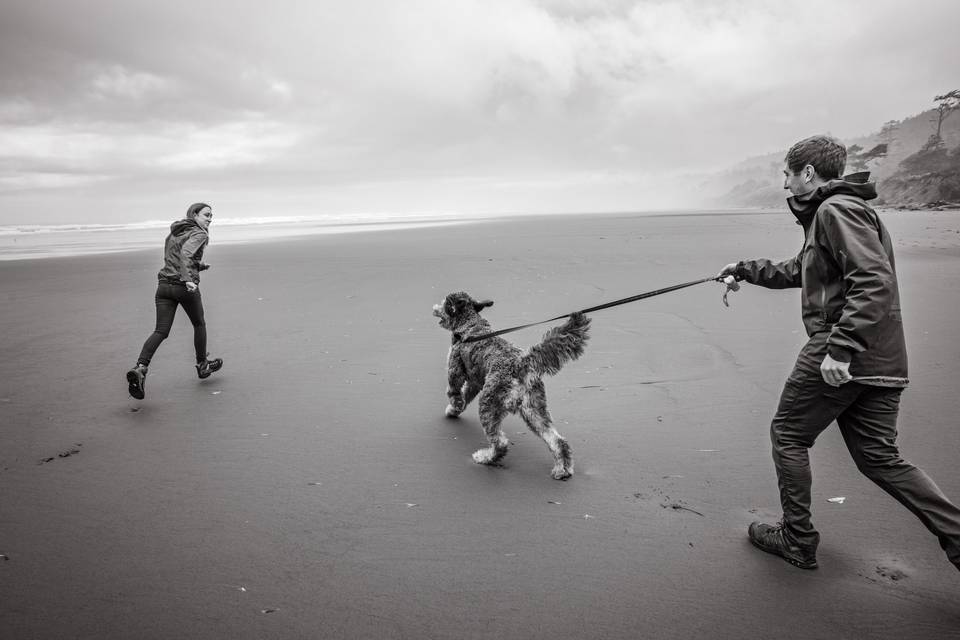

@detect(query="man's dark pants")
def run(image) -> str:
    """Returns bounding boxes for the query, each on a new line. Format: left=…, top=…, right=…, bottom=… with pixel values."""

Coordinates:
left=771, top=335, right=960, bottom=568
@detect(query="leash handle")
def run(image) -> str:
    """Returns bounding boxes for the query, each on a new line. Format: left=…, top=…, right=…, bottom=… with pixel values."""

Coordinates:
left=462, top=276, right=721, bottom=344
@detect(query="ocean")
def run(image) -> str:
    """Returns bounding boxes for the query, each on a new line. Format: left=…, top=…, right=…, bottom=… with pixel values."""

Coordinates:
left=0, top=214, right=476, bottom=261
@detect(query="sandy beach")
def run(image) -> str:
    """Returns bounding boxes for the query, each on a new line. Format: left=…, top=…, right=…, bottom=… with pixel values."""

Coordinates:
left=1, top=211, right=959, bottom=639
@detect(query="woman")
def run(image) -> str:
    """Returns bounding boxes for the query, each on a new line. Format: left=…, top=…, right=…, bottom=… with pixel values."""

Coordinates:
left=127, top=202, right=223, bottom=399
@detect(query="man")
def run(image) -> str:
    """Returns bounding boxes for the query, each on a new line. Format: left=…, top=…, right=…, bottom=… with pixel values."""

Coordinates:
left=718, top=135, right=960, bottom=571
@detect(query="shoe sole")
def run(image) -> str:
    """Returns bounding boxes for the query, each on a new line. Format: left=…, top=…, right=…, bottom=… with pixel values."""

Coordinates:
left=749, top=536, right=818, bottom=570
left=126, top=371, right=145, bottom=400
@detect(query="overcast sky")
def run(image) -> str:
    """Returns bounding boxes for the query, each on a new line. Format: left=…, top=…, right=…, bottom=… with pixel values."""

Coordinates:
left=1, top=0, right=958, bottom=224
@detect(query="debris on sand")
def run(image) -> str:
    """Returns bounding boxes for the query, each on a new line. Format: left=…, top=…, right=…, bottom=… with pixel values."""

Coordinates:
left=827, top=496, right=846, bottom=504
left=660, top=501, right=704, bottom=517
left=261, top=608, right=278, bottom=614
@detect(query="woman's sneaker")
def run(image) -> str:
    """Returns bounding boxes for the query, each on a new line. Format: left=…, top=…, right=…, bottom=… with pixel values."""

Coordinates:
left=196, top=356, right=223, bottom=379
left=126, top=364, right=147, bottom=399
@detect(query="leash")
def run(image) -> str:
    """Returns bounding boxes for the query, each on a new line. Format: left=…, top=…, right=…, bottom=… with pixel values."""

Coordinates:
left=461, top=276, right=722, bottom=344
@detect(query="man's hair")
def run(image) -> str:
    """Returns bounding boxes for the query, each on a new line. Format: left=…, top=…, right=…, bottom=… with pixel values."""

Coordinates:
left=785, top=135, right=846, bottom=180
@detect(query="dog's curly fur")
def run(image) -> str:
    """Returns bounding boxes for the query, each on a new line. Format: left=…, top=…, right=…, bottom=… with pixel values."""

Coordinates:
left=432, top=292, right=591, bottom=479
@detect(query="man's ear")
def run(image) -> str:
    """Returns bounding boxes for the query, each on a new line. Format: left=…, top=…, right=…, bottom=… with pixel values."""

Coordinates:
left=474, top=300, right=494, bottom=312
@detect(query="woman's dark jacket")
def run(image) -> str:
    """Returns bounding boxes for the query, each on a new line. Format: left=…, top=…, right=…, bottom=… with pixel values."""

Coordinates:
left=157, top=218, right=208, bottom=284
left=733, top=174, right=908, bottom=382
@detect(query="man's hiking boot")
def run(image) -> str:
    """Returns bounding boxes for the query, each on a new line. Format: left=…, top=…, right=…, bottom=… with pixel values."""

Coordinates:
left=196, top=355, right=223, bottom=379
left=126, top=364, right=147, bottom=400
left=748, top=521, right=818, bottom=570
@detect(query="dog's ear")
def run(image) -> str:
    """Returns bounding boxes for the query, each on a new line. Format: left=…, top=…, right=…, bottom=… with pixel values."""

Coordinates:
left=473, top=300, right=494, bottom=312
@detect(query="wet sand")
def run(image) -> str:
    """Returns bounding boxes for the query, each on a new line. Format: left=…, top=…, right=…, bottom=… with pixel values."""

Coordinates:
left=1, top=211, right=958, bottom=639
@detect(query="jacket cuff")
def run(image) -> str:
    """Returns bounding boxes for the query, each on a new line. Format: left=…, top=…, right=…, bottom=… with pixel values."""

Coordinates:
left=733, top=261, right=748, bottom=281
left=827, top=346, right=852, bottom=363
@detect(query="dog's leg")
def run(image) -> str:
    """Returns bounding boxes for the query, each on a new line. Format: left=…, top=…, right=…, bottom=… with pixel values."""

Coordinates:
left=461, top=380, right=482, bottom=409
left=520, top=380, right=573, bottom=480
left=445, top=348, right=468, bottom=418
left=473, top=380, right=509, bottom=465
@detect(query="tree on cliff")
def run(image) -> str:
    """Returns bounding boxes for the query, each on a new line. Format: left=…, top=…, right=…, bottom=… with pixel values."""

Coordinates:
left=931, top=89, right=960, bottom=146
left=892, top=91, right=960, bottom=175
left=847, top=143, right=888, bottom=172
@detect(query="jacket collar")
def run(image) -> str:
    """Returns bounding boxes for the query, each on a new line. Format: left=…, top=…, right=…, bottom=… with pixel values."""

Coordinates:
left=787, top=172, right=878, bottom=226
left=170, top=217, right=206, bottom=236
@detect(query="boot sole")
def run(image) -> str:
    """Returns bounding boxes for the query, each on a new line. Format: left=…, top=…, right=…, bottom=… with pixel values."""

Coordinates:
left=126, top=371, right=145, bottom=400
left=749, top=537, right=818, bottom=570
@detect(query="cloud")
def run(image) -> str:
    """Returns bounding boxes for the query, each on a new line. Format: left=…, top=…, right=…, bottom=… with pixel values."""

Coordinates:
left=90, top=65, right=172, bottom=101
left=0, top=0, right=958, bottom=222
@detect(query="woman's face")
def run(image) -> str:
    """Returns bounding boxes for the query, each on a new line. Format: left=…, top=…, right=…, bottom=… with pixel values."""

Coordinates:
left=195, top=207, right=213, bottom=230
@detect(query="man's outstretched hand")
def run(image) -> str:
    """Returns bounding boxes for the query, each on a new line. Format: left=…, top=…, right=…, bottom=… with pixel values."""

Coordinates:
left=717, top=263, right=738, bottom=279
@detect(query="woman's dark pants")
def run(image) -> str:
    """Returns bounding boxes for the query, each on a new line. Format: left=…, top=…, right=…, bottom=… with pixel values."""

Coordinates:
left=772, top=338, right=960, bottom=568
left=137, top=282, right=207, bottom=366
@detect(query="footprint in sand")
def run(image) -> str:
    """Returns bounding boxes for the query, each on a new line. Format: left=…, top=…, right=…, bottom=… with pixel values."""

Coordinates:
left=875, top=564, right=908, bottom=582
left=38, top=444, right=82, bottom=464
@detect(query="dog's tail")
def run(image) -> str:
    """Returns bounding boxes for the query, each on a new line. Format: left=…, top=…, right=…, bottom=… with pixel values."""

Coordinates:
left=522, top=312, right=591, bottom=377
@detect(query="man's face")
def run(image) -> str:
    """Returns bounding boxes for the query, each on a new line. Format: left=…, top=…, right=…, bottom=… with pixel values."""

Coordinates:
left=782, top=162, right=814, bottom=196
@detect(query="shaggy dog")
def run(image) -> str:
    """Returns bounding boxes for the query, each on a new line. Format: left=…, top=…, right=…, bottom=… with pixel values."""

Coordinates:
left=432, top=292, right=590, bottom=479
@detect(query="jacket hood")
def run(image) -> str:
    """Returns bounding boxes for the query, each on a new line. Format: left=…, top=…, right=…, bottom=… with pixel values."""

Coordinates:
left=170, top=218, right=204, bottom=236
left=788, top=172, right=878, bottom=223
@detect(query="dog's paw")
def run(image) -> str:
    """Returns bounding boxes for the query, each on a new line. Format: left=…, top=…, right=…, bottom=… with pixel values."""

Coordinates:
left=473, top=447, right=507, bottom=465
left=444, top=404, right=462, bottom=419
left=551, top=465, right=573, bottom=480
left=472, top=449, right=492, bottom=464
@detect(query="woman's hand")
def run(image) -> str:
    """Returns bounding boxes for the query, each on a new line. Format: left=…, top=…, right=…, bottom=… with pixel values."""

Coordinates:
left=186, top=282, right=198, bottom=293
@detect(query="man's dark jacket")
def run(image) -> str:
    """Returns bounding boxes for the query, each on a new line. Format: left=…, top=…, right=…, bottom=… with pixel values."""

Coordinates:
left=733, top=174, right=908, bottom=383
left=157, top=218, right=208, bottom=285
